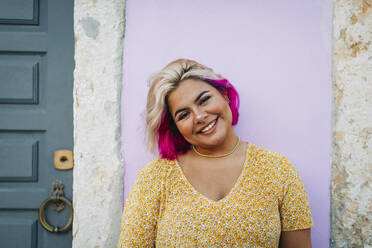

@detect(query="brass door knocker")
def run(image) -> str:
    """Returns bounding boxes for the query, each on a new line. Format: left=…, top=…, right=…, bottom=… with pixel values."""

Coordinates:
left=38, top=181, right=73, bottom=233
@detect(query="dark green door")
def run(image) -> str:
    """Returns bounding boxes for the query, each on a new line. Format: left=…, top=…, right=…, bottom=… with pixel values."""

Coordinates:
left=0, top=0, right=74, bottom=247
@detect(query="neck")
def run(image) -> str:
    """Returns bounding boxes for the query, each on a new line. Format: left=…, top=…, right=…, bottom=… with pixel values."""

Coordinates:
left=193, top=130, right=239, bottom=157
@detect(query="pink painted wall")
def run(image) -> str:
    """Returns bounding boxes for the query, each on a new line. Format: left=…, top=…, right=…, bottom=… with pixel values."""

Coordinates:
left=122, top=1, right=332, bottom=247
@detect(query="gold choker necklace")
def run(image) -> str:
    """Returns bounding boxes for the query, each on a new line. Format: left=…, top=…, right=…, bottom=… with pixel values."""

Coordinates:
left=192, top=137, right=240, bottom=158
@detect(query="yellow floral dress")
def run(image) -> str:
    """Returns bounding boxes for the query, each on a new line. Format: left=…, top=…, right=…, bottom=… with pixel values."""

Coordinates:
left=118, top=143, right=314, bottom=247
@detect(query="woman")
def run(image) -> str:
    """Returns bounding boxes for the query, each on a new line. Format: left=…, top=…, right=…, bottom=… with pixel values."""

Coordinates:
left=118, top=59, right=314, bottom=247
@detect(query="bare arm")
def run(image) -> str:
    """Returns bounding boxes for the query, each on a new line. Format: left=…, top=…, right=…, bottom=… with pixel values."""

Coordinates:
left=279, top=229, right=312, bottom=248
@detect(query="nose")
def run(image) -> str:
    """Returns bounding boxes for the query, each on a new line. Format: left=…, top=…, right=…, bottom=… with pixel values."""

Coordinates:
left=194, top=107, right=207, bottom=124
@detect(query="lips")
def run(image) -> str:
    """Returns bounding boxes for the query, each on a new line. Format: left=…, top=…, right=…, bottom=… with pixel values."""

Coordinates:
left=198, top=117, right=218, bottom=134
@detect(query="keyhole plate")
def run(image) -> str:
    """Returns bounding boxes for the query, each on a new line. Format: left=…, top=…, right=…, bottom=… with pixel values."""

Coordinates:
left=54, top=150, right=74, bottom=170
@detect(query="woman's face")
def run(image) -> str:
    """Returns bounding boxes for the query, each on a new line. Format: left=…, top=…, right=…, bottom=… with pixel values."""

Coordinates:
left=167, top=78, right=234, bottom=150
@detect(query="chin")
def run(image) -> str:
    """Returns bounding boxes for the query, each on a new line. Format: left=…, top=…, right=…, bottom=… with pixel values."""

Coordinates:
left=196, top=132, right=228, bottom=148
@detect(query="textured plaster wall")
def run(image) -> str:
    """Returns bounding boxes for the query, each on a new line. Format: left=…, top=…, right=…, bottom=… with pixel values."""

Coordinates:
left=73, top=0, right=125, bottom=247
left=331, top=0, right=372, bottom=247
left=121, top=1, right=333, bottom=246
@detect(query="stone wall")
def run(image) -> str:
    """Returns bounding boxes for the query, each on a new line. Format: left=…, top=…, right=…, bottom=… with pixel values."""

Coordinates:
left=73, top=0, right=125, bottom=247
left=331, top=0, right=372, bottom=247
left=71, top=0, right=372, bottom=247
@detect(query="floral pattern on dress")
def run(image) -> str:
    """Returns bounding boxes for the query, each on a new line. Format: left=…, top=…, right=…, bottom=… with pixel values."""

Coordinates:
left=118, top=143, right=314, bottom=247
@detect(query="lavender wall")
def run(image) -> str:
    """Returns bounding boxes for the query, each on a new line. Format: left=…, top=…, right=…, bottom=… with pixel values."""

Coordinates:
left=121, top=1, right=332, bottom=247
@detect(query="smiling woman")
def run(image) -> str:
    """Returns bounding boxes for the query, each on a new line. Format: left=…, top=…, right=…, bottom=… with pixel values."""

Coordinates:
left=117, top=59, right=314, bottom=248
left=146, top=59, right=240, bottom=160
left=167, top=78, right=235, bottom=156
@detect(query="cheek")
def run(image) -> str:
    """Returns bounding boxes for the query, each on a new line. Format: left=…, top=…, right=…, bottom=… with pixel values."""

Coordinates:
left=175, top=120, right=193, bottom=137
left=220, top=102, right=233, bottom=123
left=214, top=101, right=231, bottom=117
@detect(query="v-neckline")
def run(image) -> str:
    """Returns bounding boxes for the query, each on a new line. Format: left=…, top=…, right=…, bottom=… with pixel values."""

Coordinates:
left=174, top=142, right=251, bottom=205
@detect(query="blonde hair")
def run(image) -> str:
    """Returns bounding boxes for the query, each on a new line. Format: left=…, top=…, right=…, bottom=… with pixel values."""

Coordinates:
left=146, top=59, right=221, bottom=153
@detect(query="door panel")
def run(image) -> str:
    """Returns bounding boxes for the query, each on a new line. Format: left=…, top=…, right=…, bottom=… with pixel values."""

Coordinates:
left=0, top=0, right=74, bottom=247
left=0, top=53, right=42, bottom=104
left=0, top=0, right=38, bottom=25
left=0, top=216, right=38, bottom=248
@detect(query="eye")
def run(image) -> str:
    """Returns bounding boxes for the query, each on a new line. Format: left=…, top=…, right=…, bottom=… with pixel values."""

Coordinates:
left=177, top=111, right=189, bottom=121
left=199, top=96, right=211, bottom=105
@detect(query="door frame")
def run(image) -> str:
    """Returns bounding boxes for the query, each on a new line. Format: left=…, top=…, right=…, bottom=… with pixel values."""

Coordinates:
left=72, top=1, right=125, bottom=247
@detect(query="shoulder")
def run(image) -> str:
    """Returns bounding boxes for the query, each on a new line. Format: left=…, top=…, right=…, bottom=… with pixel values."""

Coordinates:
left=138, top=158, right=175, bottom=182
left=248, top=143, right=297, bottom=181
left=249, top=143, right=290, bottom=167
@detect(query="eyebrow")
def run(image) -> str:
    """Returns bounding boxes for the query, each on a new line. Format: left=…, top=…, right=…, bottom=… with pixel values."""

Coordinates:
left=174, top=90, right=210, bottom=118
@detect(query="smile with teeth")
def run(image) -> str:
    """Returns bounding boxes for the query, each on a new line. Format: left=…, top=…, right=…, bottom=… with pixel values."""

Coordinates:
left=200, top=118, right=218, bottom=133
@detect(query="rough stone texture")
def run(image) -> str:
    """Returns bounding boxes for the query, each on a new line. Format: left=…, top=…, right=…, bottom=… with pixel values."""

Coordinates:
left=73, top=0, right=125, bottom=247
left=331, top=0, right=372, bottom=247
